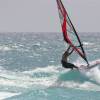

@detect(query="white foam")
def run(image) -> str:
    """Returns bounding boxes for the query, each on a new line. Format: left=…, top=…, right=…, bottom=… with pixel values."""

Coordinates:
left=75, top=59, right=100, bottom=81
left=34, top=43, right=41, bottom=46
left=0, top=66, right=60, bottom=89
left=0, top=46, right=11, bottom=51
left=83, top=42, right=94, bottom=46
left=79, top=81, right=100, bottom=91
left=23, top=65, right=61, bottom=74
left=86, top=67, right=100, bottom=84
left=54, top=81, right=100, bottom=91
left=0, top=64, right=100, bottom=91
left=0, top=92, right=20, bottom=99
left=0, top=71, right=36, bottom=88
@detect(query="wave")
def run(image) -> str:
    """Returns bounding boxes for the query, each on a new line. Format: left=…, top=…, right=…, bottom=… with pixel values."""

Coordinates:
left=83, top=42, right=94, bottom=46
left=0, top=44, right=33, bottom=52
left=54, top=69, right=100, bottom=91
left=0, top=45, right=11, bottom=51
left=0, top=63, right=100, bottom=92
left=0, top=92, right=20, bottom=100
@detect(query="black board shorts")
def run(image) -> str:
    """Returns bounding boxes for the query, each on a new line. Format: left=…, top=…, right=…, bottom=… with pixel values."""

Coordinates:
left=61, top=60, right=77, bottom=69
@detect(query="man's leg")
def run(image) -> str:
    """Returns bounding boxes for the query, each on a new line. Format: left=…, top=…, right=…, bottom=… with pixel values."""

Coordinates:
left=74, top=66, right=79, bottom=70
left=69, top=63, right=79, bottom=70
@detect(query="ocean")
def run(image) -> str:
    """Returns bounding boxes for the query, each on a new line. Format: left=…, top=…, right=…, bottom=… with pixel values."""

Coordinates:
left=0, top=32, right=100, bottom=100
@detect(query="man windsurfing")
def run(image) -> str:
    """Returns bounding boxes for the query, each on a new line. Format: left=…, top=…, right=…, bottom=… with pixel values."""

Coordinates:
left=56, top=0, right=100, bottom=70
left=61, top=45, right=78, bottom=70
left=61, top=46, right=100, bottom=70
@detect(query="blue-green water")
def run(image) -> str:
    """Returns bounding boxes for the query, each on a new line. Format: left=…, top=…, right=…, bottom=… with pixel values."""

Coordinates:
left=0, top=32, right=100, bottom=100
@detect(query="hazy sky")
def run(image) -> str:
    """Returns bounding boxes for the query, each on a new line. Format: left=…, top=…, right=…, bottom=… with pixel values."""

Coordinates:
left=0, top=0, right=100, bottom=32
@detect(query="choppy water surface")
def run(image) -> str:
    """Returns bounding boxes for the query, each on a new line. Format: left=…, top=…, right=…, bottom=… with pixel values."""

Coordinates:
left=0, top=32, right=100, bottom=100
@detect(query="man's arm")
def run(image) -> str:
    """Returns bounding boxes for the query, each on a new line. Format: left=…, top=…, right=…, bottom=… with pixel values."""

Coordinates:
left=66, top=45, right=74, bottom=56
left=68, top=48, right=74, bottom=55
left=62, top=50, right=68, bottom=60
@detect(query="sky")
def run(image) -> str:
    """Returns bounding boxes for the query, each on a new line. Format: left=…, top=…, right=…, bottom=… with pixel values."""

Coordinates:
left=0, top=0, right=100, bottom=32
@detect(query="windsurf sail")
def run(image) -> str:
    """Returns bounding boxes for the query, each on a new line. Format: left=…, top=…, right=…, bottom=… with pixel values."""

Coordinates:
left=56, top=0, right=89, bottom=65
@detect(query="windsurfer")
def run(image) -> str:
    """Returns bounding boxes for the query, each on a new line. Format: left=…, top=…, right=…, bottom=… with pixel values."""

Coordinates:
left=61, top=45, right=79, bottom=70
left=61, top=46, right=100, bottom=70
